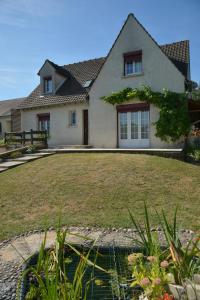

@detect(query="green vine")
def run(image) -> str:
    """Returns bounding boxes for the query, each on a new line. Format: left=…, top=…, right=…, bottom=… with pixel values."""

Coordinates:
left=101, top=86, right=192, bottom=143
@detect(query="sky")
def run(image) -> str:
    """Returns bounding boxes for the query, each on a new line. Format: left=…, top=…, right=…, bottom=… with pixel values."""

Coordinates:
left=0, top=0, right=199, bottom=100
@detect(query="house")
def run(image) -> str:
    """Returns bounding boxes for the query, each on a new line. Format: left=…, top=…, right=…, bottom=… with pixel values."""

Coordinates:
left=17, top=13, right=192, bottom=148
left=0, top=98, right=25, bottom=138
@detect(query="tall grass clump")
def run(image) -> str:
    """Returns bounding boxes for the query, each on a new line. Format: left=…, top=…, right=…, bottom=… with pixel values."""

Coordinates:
left=17, top=228, right=107, bottom=300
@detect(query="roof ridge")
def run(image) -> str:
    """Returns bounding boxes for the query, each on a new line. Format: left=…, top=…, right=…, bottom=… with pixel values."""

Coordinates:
left=64, top=56, right=106, bottom=67
left=0, top=97, right=26, bottom=103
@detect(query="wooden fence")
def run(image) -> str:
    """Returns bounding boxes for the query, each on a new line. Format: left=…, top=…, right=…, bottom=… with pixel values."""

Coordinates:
left=4, top=130, right=48, bottom=147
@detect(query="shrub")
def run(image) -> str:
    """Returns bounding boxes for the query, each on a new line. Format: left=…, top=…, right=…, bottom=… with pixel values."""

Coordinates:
left=191, top=149, right=200, bottom=162
left=9, top=151, right=23, bottom=159
left=26, top=145, right=37, bottom=154
left=0, top=138, right=5, bottom=146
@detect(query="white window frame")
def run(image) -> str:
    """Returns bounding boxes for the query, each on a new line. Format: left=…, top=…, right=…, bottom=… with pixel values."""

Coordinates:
left=119, top=111, right=150, bottom=148
left=69, top=111, right=77, bottom=127
left=44, top=77, right=53, bottom=94
left=125, top=60, right=142, bottom=76
left=38, top=114, right=50, bottom=135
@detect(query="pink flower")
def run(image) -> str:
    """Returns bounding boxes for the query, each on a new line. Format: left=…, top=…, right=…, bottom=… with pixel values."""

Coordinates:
left=160, top=260, right=169, bottom=268
left=140, top=277, right=150, bottom=286
left=153, top=277, right=161, bottom=285
left=147, top=256, right=157, bottom=262
left=127, top=253, right=143, bottom=264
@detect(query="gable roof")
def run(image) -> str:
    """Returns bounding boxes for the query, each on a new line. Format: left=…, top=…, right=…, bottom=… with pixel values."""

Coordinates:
left=92, top=13, right=188, bottom=87
left=19, top=57, right=105, bottom=109
left=64, top=57, right=106, bottom=86
left=0, top=98, right=25, bottom=116
left=20, top=14, right=191, bottom=110
left=38, top=59, right=70, bottom=77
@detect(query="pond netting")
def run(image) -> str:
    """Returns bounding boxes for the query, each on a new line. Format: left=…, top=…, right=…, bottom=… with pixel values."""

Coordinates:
left=21, top=244, right=142, bottom=300
left=66, top=245, right=133, bottom=299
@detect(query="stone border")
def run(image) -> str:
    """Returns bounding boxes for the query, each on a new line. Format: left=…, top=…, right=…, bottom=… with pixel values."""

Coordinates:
left=0, top=226, right=194, bottom=249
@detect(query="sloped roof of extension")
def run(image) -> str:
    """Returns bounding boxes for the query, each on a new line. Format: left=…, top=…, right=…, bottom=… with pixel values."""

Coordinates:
left=19, top=14, right=190, bottom=110
left=160, top=40, right=190, bottom=78
left=0, top=98, right=25, bottom=116
left=19, top=57, right=105, bottom=109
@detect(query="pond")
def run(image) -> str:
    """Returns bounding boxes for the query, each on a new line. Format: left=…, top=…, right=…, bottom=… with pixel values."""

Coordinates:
left=20, top=246, right=138, bottom=300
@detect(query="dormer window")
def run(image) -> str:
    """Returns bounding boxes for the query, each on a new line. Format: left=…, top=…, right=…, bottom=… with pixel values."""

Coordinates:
left=124, top=50, right=142, bottom=76
left=44, top=77, right=53, bottom=93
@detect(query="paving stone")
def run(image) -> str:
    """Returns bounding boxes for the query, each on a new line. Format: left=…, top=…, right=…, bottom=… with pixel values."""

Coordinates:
left=0, top=161, right=25, bottom=168
left=13, top=155, right=41, bottom=161
left=99, top=231, right=134, bottom=247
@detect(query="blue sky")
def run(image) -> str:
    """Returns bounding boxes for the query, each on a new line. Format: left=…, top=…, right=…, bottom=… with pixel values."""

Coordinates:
left=0, top=0, right=199, bottom=99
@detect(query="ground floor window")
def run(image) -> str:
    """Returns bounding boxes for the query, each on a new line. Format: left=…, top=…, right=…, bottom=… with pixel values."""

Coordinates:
left=38, top=113, right=50, bottom=134
left=69, top=111, right=77, bottom=127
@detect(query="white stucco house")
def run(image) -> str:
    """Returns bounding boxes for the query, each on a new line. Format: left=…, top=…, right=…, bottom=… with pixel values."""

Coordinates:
left=16, top=13, right=192, bottom=149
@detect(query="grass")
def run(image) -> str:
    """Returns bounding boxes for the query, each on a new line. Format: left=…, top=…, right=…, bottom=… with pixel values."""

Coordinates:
left=0, top=153, right=200, bottom=240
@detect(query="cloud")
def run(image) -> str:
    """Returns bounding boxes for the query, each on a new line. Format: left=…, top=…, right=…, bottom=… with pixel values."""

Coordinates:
left=0, top=0, right=62, bottom=27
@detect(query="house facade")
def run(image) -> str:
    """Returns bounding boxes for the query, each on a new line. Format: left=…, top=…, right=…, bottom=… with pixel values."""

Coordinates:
left=17, top=14, right=191, bottom=148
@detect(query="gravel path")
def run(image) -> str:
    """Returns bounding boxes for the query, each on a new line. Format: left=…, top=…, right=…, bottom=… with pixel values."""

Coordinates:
left=0, top=227, right=195, bottom=299
left=0, top=260, right=21, bottom=300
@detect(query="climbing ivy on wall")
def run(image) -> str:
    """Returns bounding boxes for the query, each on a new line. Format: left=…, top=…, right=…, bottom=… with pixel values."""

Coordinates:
left=101, top=86, right=191, bottom=143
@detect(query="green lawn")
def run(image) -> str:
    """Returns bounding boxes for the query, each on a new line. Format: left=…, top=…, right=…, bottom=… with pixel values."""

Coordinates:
left=0, top=153, right=199, bottom=240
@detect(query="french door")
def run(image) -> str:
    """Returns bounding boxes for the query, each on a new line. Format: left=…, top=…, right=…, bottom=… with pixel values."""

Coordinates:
left=118, top=110, right=150, bottom=148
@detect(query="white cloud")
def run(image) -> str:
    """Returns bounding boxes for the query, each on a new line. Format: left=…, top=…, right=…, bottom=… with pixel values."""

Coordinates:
left=0, top=0, right=62, bottom=27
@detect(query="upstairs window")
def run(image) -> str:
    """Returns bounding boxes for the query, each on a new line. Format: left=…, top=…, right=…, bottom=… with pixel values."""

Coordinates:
left=44, top=77, right=53, bottom=93
left=124, top=50, right=142, bottom=76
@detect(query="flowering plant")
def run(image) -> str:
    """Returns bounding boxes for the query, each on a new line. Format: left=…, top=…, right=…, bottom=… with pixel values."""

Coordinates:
left=129, top=253, right=170, bottom=300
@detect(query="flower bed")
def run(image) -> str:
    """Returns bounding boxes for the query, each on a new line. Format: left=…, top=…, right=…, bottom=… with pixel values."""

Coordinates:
left=126, top=206, right=200, bottom=300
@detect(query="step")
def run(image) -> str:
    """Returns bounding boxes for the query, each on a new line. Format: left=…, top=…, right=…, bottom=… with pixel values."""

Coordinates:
left=0, top=161, right=25, bottom=169
left=26, top=152, right=54, bottom=156
left=13, top=155, right=42, bottom=162
left=56, top=145, right=93, bottom=149
left=0, top=167, right=8, bottom=173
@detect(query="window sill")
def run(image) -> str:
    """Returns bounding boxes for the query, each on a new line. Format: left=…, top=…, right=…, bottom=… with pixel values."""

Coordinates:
left=68, top=125, right=78, bottom=128
left=42, top=91, right=54, bottom=95
left=121, top=72, right=144, bottom=79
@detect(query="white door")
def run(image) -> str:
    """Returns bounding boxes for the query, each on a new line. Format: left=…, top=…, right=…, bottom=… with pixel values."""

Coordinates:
left=118, top=111, right=150, bottom=148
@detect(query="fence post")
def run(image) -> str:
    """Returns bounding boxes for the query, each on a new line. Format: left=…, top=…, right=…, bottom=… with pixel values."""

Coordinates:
left=4, top=132, right=7, bottom=144
left=30, top=129, right=33, bottom=145
left=183, top=135, right=188, bottom=161
left=44, top=130, right=48, bottom=148
left=23, top=131, right=26, bottom=146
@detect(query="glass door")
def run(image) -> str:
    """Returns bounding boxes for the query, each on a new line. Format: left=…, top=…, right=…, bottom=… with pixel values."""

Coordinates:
left=119, top=111, right=150, bottom=148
